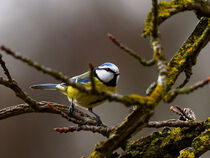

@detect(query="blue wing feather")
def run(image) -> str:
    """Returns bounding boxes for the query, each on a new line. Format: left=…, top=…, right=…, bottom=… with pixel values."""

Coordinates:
left=69, top=71, right=90, bottom=85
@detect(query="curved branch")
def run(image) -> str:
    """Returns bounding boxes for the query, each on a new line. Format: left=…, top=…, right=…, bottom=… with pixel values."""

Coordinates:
left=143, top=0, right=210, bottom=37
left=0, top=101, right=97, bottom=125
left=107, top=33, right=155, bottom=66
left=164, top=76, right=210, bottom=102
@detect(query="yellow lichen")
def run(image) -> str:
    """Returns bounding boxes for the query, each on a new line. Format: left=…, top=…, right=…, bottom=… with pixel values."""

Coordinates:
left=179, top=149, right=195, bottom=158
left=200, top=135, right=209, bottom=143
left=151, top=138, right=160, bottom=145
left=143, top=0, right=194, bottom=37
left=160, top=128, right=184, bottom=148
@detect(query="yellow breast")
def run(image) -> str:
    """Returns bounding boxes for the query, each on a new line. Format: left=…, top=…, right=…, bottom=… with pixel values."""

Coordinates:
left=66, top=77, right=116, bottom=108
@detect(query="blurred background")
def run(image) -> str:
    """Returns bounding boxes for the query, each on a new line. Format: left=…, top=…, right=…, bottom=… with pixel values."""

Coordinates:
left=0, top=0, right=209, bottom=157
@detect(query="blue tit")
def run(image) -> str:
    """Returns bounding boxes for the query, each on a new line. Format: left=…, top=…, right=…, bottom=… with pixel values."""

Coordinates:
left=30, top=62, right=120, bottom=126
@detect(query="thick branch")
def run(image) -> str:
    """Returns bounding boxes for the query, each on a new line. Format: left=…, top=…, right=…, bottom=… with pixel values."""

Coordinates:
left=143, top=0, right=210, bottom=37
left=166, top=17, right=210, bottom=91
left=121, top=118, right=210, bottom=158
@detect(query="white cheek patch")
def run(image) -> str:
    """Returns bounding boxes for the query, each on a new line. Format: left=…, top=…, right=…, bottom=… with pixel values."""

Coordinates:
left=96, top=69, right=114, bottom=83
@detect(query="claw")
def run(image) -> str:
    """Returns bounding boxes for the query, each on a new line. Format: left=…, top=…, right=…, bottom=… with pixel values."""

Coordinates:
left=88, top=108, right=103, bottom=126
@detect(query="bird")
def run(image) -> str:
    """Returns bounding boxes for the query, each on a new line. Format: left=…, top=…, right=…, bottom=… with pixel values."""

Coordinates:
left=30, top=62, right=120, bottom=126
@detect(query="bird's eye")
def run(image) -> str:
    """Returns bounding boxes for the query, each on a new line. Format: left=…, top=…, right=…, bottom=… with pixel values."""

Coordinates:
left=104, top=68, right=113, bottom=72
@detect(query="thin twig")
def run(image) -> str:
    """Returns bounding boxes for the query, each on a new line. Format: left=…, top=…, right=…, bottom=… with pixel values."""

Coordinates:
left=54, top=125, right=112, bottom=137
left=164, top=76, right=210, bottom=102
left=88, top=62, right=96, bottom=93
left=175, top=105, right=195, bottom=121
left=170, top=105, right=196, bottom=121
left=151, top=0, right=167, bottom=88
left=152, top=0, right=158, bottom=38
left=147, top=119, right=203, bottom=128
left=107, top=33, right=155, bottom=66
left=0, top=45, right=69, bottom=82
left=0, top=54, right=12, bottom=81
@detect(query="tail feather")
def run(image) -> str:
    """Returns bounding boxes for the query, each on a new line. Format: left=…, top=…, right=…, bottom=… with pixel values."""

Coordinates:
left=30, top=84, right=58, bottom=90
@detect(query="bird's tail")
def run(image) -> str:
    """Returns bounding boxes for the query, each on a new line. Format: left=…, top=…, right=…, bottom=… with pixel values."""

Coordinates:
left=30, top=84, right=58, bottom=90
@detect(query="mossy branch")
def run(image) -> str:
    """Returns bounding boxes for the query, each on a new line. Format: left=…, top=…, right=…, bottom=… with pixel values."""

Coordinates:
left=143, top=0, right=210, bottom=37
left=121, top=118, right=209, bottom=158
left=88, top=17, right=210, bottom=158
left=179, top=119, right=210, bottom=157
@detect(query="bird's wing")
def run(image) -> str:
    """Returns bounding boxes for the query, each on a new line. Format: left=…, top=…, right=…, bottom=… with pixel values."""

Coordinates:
left=69, top=71, right=90, bottom=85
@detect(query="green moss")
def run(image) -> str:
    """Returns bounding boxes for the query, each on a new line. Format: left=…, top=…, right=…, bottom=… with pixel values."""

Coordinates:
left=151, top=138, right=160, bottom=145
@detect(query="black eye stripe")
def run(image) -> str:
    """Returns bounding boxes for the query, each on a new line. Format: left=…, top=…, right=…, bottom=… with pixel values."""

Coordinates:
left=96, top=67, right=115, bottom=73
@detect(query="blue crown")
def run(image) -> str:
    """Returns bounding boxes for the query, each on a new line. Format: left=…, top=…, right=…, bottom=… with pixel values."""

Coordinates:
left=101, top=62, right=114, bottom=66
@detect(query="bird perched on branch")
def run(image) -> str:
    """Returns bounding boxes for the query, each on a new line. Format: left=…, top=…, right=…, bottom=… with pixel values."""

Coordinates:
left=30, top=62, right=120, bottom=126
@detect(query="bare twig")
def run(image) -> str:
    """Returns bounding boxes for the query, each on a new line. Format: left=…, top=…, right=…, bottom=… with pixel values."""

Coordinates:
left=170, top=105, right=196, bottom=121
left=164, top=76, right=210, bottom=102
left=0, top=54, right=12, bottom=81
left=152, top=0, right=158, bottom=38
left=0, top=101, right=97, bottom=125
left=0, top=45, right=69, bottom=82
left=54, top=125, right=112, bottom=137
left=147, top=119, right=202, bottom=128
left=0, top=77, right=38, bottom=109
left=88, top=62, right=96, bottom=93
left=107, top=33, right=155, bottom=66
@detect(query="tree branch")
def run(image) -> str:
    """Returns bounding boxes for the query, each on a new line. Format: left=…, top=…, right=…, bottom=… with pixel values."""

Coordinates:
left=107, top=33, right=155, bottom=66
left=121, top=118, right=210, bottom=158
left=0, top=101, right=98, bottom=125
left=0, top=54, right=12, bottom=81
left=54, top=125, right=112, bottom=137
left=164, top=76, right=210, bottom=102
left=147, top=119, right=202, bottom=128
left=143, top=0, right=210, bottom=37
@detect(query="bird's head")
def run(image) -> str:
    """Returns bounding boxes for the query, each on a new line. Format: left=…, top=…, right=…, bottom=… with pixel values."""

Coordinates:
left=94, top=62, right=120, bottom=87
